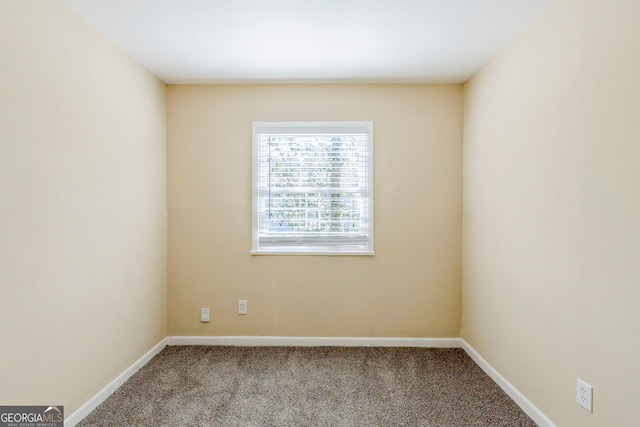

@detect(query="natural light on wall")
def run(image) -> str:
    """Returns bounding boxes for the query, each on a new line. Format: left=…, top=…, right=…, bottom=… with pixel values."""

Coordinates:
left=252, top=122, right=374, bottom=255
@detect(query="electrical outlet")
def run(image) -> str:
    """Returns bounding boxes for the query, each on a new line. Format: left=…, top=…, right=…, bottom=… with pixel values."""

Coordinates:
left=200, top=307, right=210, bottom=323
left=238, top=299, right=248, bottom=315
left=576, top=379, right=593, bottom=412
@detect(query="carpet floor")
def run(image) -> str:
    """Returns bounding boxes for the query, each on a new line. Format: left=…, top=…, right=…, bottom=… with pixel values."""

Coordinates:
left=77, top=346, right=537, bottom=426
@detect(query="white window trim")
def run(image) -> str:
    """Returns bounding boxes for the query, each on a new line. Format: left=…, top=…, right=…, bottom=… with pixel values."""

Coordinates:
left=251, top=121, right=374, bottom=256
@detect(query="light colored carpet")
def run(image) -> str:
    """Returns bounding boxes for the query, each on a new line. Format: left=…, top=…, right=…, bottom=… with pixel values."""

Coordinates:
left=77, top=346, right=536, bottom=426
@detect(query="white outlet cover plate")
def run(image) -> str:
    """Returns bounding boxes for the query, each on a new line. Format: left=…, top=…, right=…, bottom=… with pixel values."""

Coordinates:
left=200, top=307, right=210, bottom=322
left=238, top=300, right=248, bottom=315
left=576, top=379, right=593, bottom=412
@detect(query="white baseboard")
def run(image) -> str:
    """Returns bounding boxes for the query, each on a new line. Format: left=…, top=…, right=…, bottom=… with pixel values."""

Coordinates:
left=167, top=335, right=462, bottom=348
left=65, top=338, right=168, bottom=427
left=461, top=339, right=556, bottom=427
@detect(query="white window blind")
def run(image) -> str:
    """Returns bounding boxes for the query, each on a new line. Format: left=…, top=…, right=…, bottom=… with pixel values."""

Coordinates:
left=252, top=122, right=374, bottom=255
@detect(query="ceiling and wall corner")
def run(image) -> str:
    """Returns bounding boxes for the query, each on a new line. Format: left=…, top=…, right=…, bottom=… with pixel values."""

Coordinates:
left=63, top=0, right=558, bottom=84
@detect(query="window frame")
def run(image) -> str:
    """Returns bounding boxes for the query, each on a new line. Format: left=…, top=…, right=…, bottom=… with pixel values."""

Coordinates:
left=251, top=121, right=374, bottom=256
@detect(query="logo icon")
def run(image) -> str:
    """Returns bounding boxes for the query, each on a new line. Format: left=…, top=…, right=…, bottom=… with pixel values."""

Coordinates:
left=0, top=405, right=64, bottom=427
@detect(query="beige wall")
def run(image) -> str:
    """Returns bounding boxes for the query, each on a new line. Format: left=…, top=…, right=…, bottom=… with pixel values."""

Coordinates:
left=168, top=85, right=462, bottom=337
left=0, top=0, right=167, bottom=416
left=463, top=0, right=640, bottom=425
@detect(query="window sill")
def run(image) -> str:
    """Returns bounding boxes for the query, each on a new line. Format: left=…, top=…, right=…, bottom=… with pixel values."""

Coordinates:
left=251, top=249, right=375, bottom=256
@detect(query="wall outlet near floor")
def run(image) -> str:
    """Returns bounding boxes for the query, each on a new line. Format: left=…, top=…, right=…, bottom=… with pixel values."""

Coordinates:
left=200, top=307, right=210, bottom=323
left=577, top=379, right=593, bottom=412
left=238, top=299, right=248, bottom=315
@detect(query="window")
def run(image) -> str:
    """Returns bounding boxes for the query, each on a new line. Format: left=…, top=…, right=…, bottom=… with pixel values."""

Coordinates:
left=252, top=121, right=374, bottom=255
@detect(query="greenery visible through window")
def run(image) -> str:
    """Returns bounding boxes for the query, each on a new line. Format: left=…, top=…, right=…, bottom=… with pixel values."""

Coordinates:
left=252, top=122, right=374, bottom=255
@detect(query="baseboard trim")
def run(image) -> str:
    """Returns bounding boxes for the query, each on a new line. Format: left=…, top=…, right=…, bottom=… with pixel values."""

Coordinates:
left=65, top=338, right=168, bottom=427
left=461, top=339, right=556, bottom=427
left=167, top=335, right=462, bottom=348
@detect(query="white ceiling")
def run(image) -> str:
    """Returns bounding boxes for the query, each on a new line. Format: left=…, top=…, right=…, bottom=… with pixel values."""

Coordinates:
left=64, top=0, right=557, bottom=84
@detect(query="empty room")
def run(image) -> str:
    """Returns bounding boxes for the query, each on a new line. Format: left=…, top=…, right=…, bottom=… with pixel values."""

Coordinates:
left=1, top=0, right=638, bottom=426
